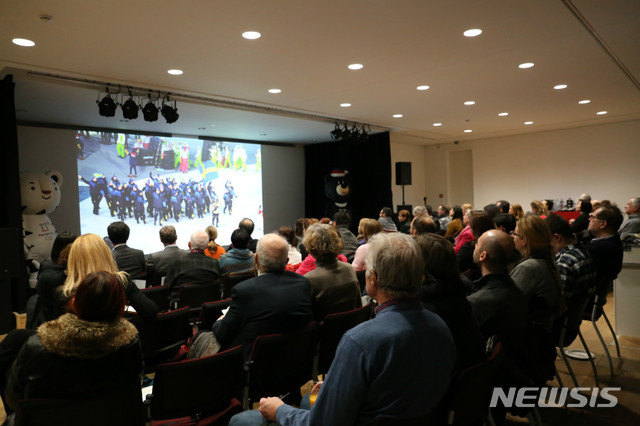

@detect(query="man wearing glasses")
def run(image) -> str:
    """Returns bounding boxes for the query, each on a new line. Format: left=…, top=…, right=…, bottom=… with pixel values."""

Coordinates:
left=586, top=205, right=624, bottom=288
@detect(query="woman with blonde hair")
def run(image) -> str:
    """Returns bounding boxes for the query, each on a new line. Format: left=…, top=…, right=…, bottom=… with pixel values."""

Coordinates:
left=509, top=204, right=525, bottom=220
left=204, top=225, right=226, bottom=260
left=63, top=234, right=158, bottom=318
left=352, top=219, right=384, bottom=271
left=510, top=215, right=563, bottom=331
left=530, top=200, right=550, bottom=219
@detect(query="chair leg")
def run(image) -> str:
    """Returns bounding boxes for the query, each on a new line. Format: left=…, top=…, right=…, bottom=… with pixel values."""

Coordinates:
left=592, top=308, right=615, bottom=376
left=577, top=329, right=600, bottom=388
left=558, top=325, right=579, bottom=388
left=601, top=311, right=621, bottom=358
left=554, top=363, right=565, bottom=389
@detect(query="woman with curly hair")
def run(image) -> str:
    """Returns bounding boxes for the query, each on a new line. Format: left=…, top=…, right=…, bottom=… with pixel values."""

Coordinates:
left=509, top=203, right=525, bottom=220
left=530, top=200, right=550, bottom=219
left=352, top=219, right=384, bottom=271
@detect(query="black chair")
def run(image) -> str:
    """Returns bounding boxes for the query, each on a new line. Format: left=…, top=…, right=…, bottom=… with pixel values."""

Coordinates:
left=222, top=272, right=256, bottom=298
left=244, top=322, right=319, bottom=409
left=317, top=304, right=374, bottom=376
left=140, top=284, right=171, bottom=312
left=15, top=379, right=144, bottom=426
left=198, top=298, right=232, bottom=331
left=146, top=346, right=244, bottom=425
left=129, top=306, right=192, bottom=373
left=174, top=282, right=222, bottom=320
left=444, top=340, right=503, bottom=426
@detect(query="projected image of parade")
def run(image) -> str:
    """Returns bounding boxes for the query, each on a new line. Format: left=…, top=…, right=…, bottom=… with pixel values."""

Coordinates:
left=76, top=131, right=263, bottom=253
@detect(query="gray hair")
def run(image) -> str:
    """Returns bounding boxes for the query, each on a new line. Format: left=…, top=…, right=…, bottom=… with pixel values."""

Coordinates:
left=413, top=205, right=427, bottom=217
left=631, top=197, right=640, bottom=208
left=257, top=233, right=289, bottom=272
left=365, top=233, right=424, bottom=298
left=190, top=230, right=209, bottom=250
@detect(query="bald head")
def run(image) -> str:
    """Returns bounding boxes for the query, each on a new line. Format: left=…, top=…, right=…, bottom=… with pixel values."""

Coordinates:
left=190, top=230, right=209, bottom=250
left=473, top=230, right=514, bottom=274
left=256, top=233, right=289, bottom=272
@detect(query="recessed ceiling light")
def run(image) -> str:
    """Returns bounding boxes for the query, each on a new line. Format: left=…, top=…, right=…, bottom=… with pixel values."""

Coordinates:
left=348, top=63, right=364, bottom=70
left=167, top=69, right=183, bottom=75
left=433, top=123, right=442, bottom=127
left=464, top=129, right=472, bottom=133
left=198, top=127, right=206, bottom=130
left=578, top=99, right=591, bottom=104
left=596, top=111, right=608, bottom=115
left=242, top=31, right=261, bottom=40
left=393, top=114, right=403, bottom=118
left=416, top=85, right=430, bottom=91
left=340, top=103, right=351, bottom=108
left=463, top=29, right=483, bottom=37
left=210, top=124, right=216, bottom=127
left=524, top=121, right=534, bottom=125
left=518, top=62, right=535, bottom=69
left=12, top=38, right=35, bottom=47
left=498, top=112, right=509, bottom=117
left=268, top=88, right=281, bottom=94
left=554, top=84, right=568, bottom=90
left=260, top=133, right=268, bottom=136
left=464, top=101, right=476, bottom=106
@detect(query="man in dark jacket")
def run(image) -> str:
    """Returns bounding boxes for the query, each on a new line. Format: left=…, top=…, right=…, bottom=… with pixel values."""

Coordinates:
left=108, top=221, right=145, bottom=279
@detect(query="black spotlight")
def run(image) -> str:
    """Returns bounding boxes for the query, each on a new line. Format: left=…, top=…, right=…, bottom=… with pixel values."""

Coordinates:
left=161, top=98, right=179, bottom=123
left=142, top=101, right=159, bottom=122
left=330, top=122, right=343, bottom=140
left=97, top=95, right=117, bottom=117
left=121, top=97, right=139, bottom=119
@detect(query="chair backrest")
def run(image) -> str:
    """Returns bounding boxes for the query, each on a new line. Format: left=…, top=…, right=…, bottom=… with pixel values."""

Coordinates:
left=557, top=293, right=590, bottom=347
left=140, top=285, right=171, bottom=312
left=446, top=341, right=503, bottom=426
left=15, top=379, right=144, bottom=426
left=222, top=272, right=256, bottom=298
left=247, top=322, right=319, bottom=404
left=176, top=282, right=222, bottom=309
left=199, top=298, right=232, bottom=330
left=149, top=345, right=245, bottom=420
left=129, top=306, right=192, bottom=372
left=317, top=303, right=374, bottom=374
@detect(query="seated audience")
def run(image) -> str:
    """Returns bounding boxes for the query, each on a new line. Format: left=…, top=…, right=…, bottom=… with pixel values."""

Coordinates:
left=530, top=200, right=550, bottom=218
left=302, top=224, right=362, bottom=321
left=416, top=233, right=485, bottom=374
left=219, top=228, right=257, bottom=279
left=165, top=230, right=221, bottom=299
left=410, top=215, right=437, bottom=235
left=437, top=204, right=451, bottom=231
left=239, top=218, right=259, bottom=253
left=352, top=219, right=383, bottom=271
left=397, top=209, right=412, bottom=234
left=457, top=212, right=495, bottom=281
left=145, top=225, right=188, bottom=286
left=586, top=204, right=624, bottom=292
left=619, top=197, right=640, bottom=239
left=5, top=271, right=143, bottom=411
left=509, top=215, right=563, bottom=331
left=378, top=207, right=397, bottom=232
left=298, top=218, right=319, bottom=259
left=212, top=234, right=313, bottom=359
left=278, top=226, right=302, bottom=267
left=230, top=233, right=455, bottom=426
left=204, top=225, right=226, bottom=260
left=494, top=212, right=516, bottom=234
left=483, top=203, right=500, bottom=219
left=570, top=195, right=592, bottom=237
left=108, top=221, right=145, bottom=278
left=496, top=199, right=510, bottom=214
left=453, top=208, right=474, bottom=253
left=333, top=211, right=358, bottom=262
left=509, top=203, right=525, bottom=220
left=444, top=205, right=464, bottom=238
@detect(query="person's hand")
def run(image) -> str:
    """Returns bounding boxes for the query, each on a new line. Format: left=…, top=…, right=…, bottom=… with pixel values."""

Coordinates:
left=311, top=381, right=323, bottom=395
left=258, top=397, right=284, bottom=421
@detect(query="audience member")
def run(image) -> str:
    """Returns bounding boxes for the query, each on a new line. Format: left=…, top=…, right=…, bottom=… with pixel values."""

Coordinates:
left=509, top=203, right=525, bottom=220
left=457, top=212, right=495, bottom=281
left=107, top=221, right=145, bottom=278
left=218, top=228, right=257, bottom=279
left=530, top=200, right=549, bottom=218
left=483, top=203, right=500, bottom=219
left=303, top=224, right=361, bottom=321
left=413, top=205, right=427, bottom=218
left=494, top=212, right=516, bottom=234
left=230, top=233, right=455, bottom=425
left=570, top=195, right=592, bottom=236
left=298, top=218, right=319, bottom=259
left=437, top=204, right=451, bottom=230
left=397, top=209, right=412, bottom=234
left=586, top=205, right=624, bottom=291
left=509, top=215, right=563, bottom=331
left=352, top=219, right=383, bottom=271
left=212, top=234, right=313, bottom=359
left=378, top=207, right=397, bottom=232
left=165, top=230, right=221, bottom=299
left=204, top=225, right=226, bottom=260
left=444, top=205, right=464, bottom=238
left=416, top=233, right=485, bottom=375
left=619, top=197, right=640, bottom=239
left=411, top=215, right=437, bottom=235
left=145, top=225, right=188, bottom=286
left=278, top=226, right=302, bottom=266
left=333, top=211, right=358, bottom=262
left=453, top=209, right=474, bottom=253
left=294, top=218, right=306, bottom=248
left=496, top=199, right=510, bottom=214
left=239, top=218, right=259, bottom=253
left=5, top=271, right=143, bottom=411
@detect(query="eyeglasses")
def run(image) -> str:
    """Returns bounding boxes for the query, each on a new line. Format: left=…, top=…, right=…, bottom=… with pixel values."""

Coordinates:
left=510, top=231, right=524, bottom=238
left=589, top=214, right=604, bottom=222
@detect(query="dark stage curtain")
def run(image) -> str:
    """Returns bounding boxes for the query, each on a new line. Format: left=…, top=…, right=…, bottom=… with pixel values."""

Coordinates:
left=0, top=75, right=28, bottom=332
left=304, top=132, right=392, bottom=230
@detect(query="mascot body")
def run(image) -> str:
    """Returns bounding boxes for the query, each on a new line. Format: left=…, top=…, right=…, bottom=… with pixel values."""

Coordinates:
left=20, top=170, right=63, bottom=287
left=324, top=169, right=352, bottom=220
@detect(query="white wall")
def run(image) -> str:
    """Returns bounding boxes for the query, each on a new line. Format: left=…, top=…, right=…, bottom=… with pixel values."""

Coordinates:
left=391, top=119, right=640, bottom=212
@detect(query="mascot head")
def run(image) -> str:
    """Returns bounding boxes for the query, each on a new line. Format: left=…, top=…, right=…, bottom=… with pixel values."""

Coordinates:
left=324, top=169, right=351, bottom=205
left=20, top=170, right=63, bottom=215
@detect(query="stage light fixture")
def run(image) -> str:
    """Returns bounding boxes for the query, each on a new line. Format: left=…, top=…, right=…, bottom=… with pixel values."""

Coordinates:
left=161, top=96, right=179, bottom=123
left=97, top=94, right=117, bottom=117
left=330, top=122, right=343, bottom=140
left=121, top=89, right=139, bottom=119
left=142, top=101, right=159, bottom=122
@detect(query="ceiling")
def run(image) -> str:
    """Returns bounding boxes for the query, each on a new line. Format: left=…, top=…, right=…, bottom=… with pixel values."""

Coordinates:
left=1, top=0, right=639, bottom=145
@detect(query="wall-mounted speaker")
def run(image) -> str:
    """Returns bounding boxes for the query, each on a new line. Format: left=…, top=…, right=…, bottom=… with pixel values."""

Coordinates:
left=395, top=162, right=412, bottom=185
